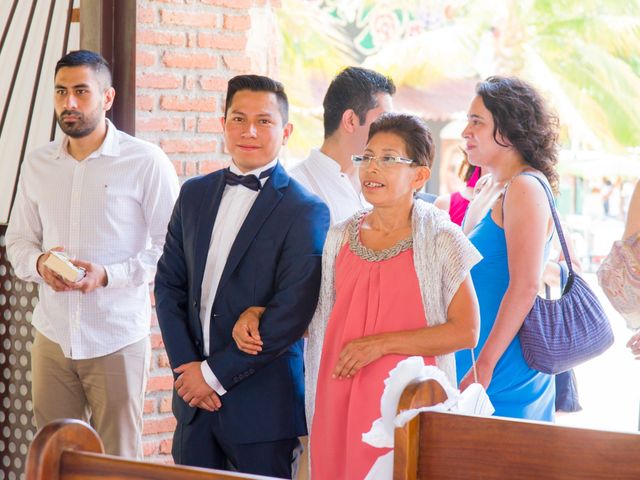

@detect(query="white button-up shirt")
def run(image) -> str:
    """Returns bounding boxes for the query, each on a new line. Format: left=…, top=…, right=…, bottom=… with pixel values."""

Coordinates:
left=6, top=120, right=179, bottom=359
left=198, top=158, right=278, bottom=395
left=289, top=148, right=366, bottom=224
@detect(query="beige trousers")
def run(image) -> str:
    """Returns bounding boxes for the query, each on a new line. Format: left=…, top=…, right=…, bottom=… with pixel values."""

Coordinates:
left=31, top=331, right=150, bottom=459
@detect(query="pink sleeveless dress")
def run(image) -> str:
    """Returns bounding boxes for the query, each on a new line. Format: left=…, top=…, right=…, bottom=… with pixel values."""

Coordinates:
left=310, top=225, right=436, bottom=479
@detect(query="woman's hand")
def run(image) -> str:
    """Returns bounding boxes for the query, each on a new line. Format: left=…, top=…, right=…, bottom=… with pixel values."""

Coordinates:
left=232, top=306, right=265, bottom=355
left=459, top=358, right=494, bottom=391
left=333, top=335, right=386, bottom=379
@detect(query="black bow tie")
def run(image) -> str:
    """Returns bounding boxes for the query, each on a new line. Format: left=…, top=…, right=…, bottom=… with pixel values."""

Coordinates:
left=223, top=165, right=275, bottom=192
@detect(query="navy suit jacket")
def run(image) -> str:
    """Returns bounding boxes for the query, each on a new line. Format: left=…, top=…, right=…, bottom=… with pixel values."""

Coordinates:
left=154, top=163, right=329, bottom=444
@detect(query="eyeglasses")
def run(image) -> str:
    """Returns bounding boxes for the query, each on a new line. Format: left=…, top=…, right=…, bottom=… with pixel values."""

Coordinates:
left=351, top=154, right=416, bottom=168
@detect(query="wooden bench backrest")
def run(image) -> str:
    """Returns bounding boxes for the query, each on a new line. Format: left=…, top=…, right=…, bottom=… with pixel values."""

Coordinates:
left=393, top=379, right=640, bottom=480
left=25, top=419, right=277, bottom=480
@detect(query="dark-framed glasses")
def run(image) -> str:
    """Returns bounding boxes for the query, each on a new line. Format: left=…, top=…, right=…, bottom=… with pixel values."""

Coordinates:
left=351, top=154, right=416, bottom=168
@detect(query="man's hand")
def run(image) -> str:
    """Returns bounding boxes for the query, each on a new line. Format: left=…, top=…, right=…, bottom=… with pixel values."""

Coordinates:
left=174, top=362, right=221, bottom=410
left=232, top=306, right=265, bottom=355
left=36, top=247, right=74, bottom=292
left=70, top=259, right=108, bottom=293
left=194, top=393, right=222, bottom=412
left=332, top=334, right=386, bottom=380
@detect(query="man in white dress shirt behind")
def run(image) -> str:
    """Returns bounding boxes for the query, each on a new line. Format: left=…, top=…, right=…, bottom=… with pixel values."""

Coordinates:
left=6, top=50, right=179, bottom=458
left=289, top=66, right=395, bottom=223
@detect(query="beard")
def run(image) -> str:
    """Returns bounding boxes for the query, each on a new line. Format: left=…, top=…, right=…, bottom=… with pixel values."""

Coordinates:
left=56, top=108, right=103, bottom=138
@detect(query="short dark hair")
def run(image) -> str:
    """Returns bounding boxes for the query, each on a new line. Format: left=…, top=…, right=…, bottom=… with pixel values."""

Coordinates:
left=367, top=113, right=435, bottom=167
left=224, top=74, right=289, bottom=124
left=55, top=50, right=112, bottom=89
left=476, top=76, right=559, bottom=193
left=323, top=66, right=396, bottom=138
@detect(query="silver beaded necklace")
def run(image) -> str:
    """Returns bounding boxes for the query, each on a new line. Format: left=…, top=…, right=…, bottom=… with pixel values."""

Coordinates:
left=348, top=210, right=413, bottom=262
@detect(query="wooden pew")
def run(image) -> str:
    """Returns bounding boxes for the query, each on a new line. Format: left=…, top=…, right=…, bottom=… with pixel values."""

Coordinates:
left=25, top=419, right=279, bottom=480
left=393, top=379, right=640, bottom=480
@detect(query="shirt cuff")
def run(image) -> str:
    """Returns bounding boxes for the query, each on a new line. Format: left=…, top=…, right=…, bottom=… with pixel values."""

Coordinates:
left=200, top=361, right=227, bottom=396
left=30, top=251, right=46, bottom=283
left=103, top=263, right=127, bottom=289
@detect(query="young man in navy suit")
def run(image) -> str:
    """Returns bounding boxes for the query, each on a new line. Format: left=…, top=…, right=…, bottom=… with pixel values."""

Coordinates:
left=154, top=75, right=330, bottom=477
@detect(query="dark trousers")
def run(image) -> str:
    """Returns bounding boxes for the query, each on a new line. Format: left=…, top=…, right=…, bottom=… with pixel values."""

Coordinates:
left=172, top=409, right=300, bottom=478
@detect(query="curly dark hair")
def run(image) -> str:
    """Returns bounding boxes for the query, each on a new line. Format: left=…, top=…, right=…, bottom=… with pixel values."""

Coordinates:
left=476, top=76, right=559, bottom=193
left=367, top=113, right=435, bottom=167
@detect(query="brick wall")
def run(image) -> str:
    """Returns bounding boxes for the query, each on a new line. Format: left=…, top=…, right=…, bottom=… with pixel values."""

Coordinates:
left=135, top=0, right=281, bottom=463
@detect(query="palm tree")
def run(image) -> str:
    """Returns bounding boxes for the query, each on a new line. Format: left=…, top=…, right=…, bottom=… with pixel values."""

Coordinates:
left=276, top=0, right=640, bottom=161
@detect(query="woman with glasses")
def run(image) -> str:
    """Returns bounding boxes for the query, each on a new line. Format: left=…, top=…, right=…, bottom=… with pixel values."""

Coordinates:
left=301, top=113, right=481, bottom=479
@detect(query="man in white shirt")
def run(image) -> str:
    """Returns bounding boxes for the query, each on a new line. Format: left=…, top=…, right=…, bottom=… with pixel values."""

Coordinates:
left=6, top=50, right=179, bottom=458
left=154, top=75, right=329, bottom=477
left=290, top=66, right=395, bottom=224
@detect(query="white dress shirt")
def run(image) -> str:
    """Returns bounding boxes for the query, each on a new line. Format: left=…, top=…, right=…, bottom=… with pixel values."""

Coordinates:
left=198, top=158, right=278, bottom=395
left=6, top=120, right=180, bottom=359
left=289, top=148, right=367, bottom=224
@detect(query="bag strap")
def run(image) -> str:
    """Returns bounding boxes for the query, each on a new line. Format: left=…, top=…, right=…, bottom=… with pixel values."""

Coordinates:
left=517, top=173, right=574, bottom=275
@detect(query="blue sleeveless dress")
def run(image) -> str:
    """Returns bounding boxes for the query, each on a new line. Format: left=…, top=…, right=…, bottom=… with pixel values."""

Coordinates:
left=455, top=209, right=555, bottom=421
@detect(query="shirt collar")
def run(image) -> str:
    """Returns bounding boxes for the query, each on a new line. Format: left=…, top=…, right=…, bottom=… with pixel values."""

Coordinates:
left=56, top=118, right=119, bottom=160
left=229, top=157, right=279, bottom=178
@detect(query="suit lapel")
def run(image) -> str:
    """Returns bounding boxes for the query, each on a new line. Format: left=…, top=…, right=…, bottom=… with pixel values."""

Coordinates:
left=216, top=163, right=289, bottom=294
left=193, top=173, right=226, bottom=299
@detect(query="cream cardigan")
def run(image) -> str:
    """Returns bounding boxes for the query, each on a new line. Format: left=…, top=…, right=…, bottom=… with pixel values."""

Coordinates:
left=305, top=199, right=482, bottom=431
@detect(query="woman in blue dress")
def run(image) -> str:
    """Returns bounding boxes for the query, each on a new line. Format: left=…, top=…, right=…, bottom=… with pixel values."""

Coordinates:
left=455, top=76, right=558, bottom=421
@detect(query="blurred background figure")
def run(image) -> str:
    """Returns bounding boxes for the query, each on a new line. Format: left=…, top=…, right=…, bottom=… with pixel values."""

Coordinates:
left=435, top=154, right=481, bottom=226
left=598, top=179, right=640, bottom=359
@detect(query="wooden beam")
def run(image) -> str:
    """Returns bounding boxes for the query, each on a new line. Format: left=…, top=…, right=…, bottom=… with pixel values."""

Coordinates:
left=79, top=0, right=136, bottom=135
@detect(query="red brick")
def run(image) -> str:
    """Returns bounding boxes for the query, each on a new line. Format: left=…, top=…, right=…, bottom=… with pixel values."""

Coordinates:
left=198, top=32, right=246, bottom=50
left=137, top=49, right=157, bottom=67
left=137, top=73, right=182, bottom=89
left=185, top=76, right=196, bottom=91
left=143, top=417, right=177, bottom=435
left=163, top=52, right=217, bottom=69
left=185, top=118, right=196, bottom=132
left=160, top=397, right=173, bottom=413
left=159, top=439, right=173, bottom=454
left=136, top=95, right=155, bottom=112
left=151, top=333, right=165, bottom=348
left=147, top=375, right=174, bottom=392
left=138, top=7, right=155, bottom=24
left=223, top=14, right=251, bottom=31
left=137, top=117, right=182, bottom=133
left=199, top=160, right=227, bottom=175
left=137, top=30, right=185, bottom=46
left=200, top=76, right=228, bottom=92
left=160, top=9, right=217, bottom=28
left=144, top=399, right=156, bottom=414
left=201, top=0, right=251, bottom=6
left=160, top=95, right=217, bottom=112
left=143, top=441, right=159, bottom=457
left=185, top=160, right=198, bottom=177
left=187, top=32, right=197, bottom=48
left=157, top=353, right=171, bottom=368
left=198, top=117, right=223, bottom=133
left=161, top=139, right=217, bottom=153
left=171, top=160, right=184, bottom=176
left=222, top=55, right=251, bottom=73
